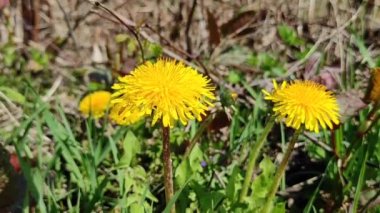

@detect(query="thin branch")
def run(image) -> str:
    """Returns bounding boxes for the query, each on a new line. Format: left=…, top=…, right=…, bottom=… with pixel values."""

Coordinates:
left=59, top=9, right=92, bottom=49
left=303, top=132, right=333, bottom=153
left=144, top=24, right=213, bottom=80
left=185, top=0, right=197, bottom=56
left=55, top=0, right=77, bottom=47
left=42, top=76, right=63, bottom=102
left=361, top=189, right=380, bottom=212
left=287, top=5, right=363, bottom=74
left=89, top=1, right=145, bottom=62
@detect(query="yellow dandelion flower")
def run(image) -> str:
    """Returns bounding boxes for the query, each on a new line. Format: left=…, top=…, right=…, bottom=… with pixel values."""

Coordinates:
left=110, top=59, right=216, bottom=127
left=366, top=67, right=380, bottom=103
left=79, top=91, right=111, bottom=119
left=262, top=80, right=340, bottom=133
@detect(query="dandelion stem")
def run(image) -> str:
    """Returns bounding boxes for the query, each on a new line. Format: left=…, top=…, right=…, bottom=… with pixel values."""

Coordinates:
left=240, top=115, right=276, bottom=202
left=261, top=127, right=303, bottom=213
left=162, top=126, right=175, bottom=213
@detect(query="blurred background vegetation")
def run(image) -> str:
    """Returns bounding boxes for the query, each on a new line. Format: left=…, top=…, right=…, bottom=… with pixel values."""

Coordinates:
left=0, top=0, right=380, bottom=212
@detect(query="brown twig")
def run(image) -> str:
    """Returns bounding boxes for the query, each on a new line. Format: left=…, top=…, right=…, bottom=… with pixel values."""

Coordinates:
left=89, top=1, right=146, bottom=62
left=21, top=0, right=39, bottom=42
left=88, top=0, right=216, bottom=83
left=33, top=0, right=40, bottom=41
left=90, top=10, right=119, bottom=25
left=144, top=23, right=214, bottom=80
left=59, top=9, right=92, bottom=49
left=303, top=132, right=333, bottom=153
left=330, top=0, right=346, bottom=88
left=360, top=187, right=380, bottom=212
left=185, top=0, right=197, bottom=56
left=287, top=5, right=363, bottom=74
left=55, top=0, right=77, bottom=48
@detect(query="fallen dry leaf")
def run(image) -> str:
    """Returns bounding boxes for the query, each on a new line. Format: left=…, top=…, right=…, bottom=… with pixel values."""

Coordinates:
left=336, top=90, right=367, bottom=122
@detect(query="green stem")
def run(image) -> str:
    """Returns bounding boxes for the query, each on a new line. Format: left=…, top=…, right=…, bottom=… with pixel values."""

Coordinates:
left=261, top=127, right=303, bottom=213
left=353, top=143, right=368, bottom=213
left=343, top=104, right=380, bottom=167
left=239, top=115, right=276, bottom=202
left=162, top=126, right=175, bottom=213
left=358, top=103, right=380, bottom=137
left=280, top=123, right=286, bottom=191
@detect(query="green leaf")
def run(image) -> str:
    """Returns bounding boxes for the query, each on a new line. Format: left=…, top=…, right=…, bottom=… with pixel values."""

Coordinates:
left=29, top=48, right=50, bottom=67
left=126, top=194, right=142, bottom=208
left=216, top=46, right=251, bottom=66
left=191, top=181, right=225, bottom=212
left=119, top=131, right=141, bottom=167
left=43, top=110, right=84, bottom=189
left=241, top=156, right=277, bottom=211
left=306, top=142, right=326, bottom=160
left=163, top=175, right=194, bottom=213
left=226, top=166, right=243, bottom=203
left=260, top=156, right=276, bottom=177
left=251, top=156, right=275, bottom=198
left=175, top=144, right=203, bottom=187
left=277, top=24, right=303, bottom=47
left=0, top=86, right=26, bottom=105
left=129, top=203, right=145, bottom=213
left=304, top=159, right=333, bottom=213
left=197, top=188, right=225, bottom=212
left=188, top=144, right=203, bottom=172
left=147, top=42, right=163, bottom=58
left=115, top=34, right=129, bottom=43
left=228, top=70, right=241, bottom=84
left=247, top=53, right=286, bottom=77
left=175, top=160, right=192, bottom=188
left=1, top=44, right=18, bottom=67
left=353, top=35, right=375, bottom=68
left=272, top=202, right=286, bottom=213
left=353, top=144, right=369, bottom=212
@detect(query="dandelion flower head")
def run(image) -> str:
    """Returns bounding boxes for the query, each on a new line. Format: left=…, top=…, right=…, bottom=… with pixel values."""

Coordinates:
left=262, top=80, right=340, bottom=133
left=110, top=59, right=215, bottom=127
left=79, top=91, right=111, bottom=119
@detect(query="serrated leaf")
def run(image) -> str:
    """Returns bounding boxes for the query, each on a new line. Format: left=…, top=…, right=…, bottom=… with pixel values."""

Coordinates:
left=175, top=159, right=191, bottom=188
left=226, top=166, right=243, bottom=202
left=250, top=156, right=275, bottom=198
left=188, top=144, right=203, bottom=171
left=175, top=144, right=203, bottom=187
left=119, top=131, right=141, bottom=167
